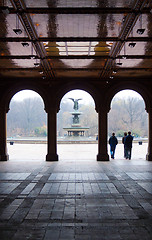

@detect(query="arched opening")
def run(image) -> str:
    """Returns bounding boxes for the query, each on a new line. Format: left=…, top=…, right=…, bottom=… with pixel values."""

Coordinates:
left=57, top=89, right=98, bottom=160
left=108, top=89, right=148, bottom=160
left=7, top=90, right=47, bottom=160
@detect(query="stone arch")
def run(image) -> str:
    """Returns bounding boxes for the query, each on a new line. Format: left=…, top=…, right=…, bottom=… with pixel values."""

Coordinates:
left=55, top=82, right=100, bottom=113
left=0, top=82, right=49, bottom=161
left=106, top=82, right=150, bottom=160
left=0, top=82, right=49, bottom=113
left=104, top=82, right=150, bottom=112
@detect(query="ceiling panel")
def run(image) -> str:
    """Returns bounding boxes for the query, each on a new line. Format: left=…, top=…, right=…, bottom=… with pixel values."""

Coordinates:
left=31, top=13, right=125, bottom=38
left=0, top=0, right=151, bottom=80
left=24, top=0, right=135, bottom=8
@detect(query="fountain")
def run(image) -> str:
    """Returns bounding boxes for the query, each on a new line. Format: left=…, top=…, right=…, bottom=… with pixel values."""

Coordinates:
left=63, top=98, right=89, bottom=137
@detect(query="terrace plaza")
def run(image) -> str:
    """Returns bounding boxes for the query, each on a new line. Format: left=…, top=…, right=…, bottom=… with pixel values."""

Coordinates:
left=0, top=143, right=152, bottom=239
left=1, top=0, right=152, bottom=239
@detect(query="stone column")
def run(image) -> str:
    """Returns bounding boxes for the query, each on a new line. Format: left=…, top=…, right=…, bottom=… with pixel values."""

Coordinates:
left=46, top=108, right=58, bottom=161
left=0, top=107, right=9, bottom=161
left=97, top=106, right=109, bottom=161
left=146, top=107, right=152, bottom=161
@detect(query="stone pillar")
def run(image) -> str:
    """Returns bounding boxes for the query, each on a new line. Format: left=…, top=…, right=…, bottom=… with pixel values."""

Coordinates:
left=97, top=106, right=109, bottom=161
left=46, top=108, right=58, bottom=161
left=0, top=107, right=9, bottom=160
left=146, top=107, right=152, bottom=161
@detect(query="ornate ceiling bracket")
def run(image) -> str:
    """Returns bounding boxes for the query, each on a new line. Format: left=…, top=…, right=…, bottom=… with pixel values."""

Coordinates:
left=10, top=0, right=54, bottom=79
left=100, top=0, right=150, bottom=79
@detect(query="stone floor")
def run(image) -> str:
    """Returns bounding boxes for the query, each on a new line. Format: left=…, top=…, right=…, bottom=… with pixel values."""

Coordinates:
left=0, top=144, right=152, bottom=239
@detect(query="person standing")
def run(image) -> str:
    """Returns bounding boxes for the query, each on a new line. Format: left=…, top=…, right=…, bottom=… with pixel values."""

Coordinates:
left=109, top=133, right=118, bottom=159
left=122, top=132, right=127, bottom=158
left=124, top=131, right=133, bottom=160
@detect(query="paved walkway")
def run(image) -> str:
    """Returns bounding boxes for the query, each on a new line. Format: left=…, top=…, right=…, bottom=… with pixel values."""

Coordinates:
left=7, top=142, right=148, bottom=161
left=0, top=143, right=152, bottom=239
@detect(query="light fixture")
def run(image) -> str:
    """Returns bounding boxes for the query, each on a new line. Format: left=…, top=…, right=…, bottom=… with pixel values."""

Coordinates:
left=34, top=62, right=39, bottom=66
left=113, top=70, right=117, bottom=74
left=30, top=53, right=36, bottom=59
left=110, top=76, right=113, bottom=79
left=21, top=42, right=29, bottom=47
left=13, top=29, right=22, bottom=35
left=21, top=29, right=29, bottom=47
left=34, top=52, right=39, bottom=66
left=122, top=17, right=125, bottom=22
left=117, top=57, right=122, bottom=65
left=137, top=14, right=145, bottom=35
left=13, top=14, right=22, bottom=35
left=122, top=42, right=127, bottom=59
left=128, top=42, right=136, bottom=48
left=30, top=55, right=36, bottom=59
left=30, top=42, right=36, bottom=59
left=117, top=62, right=122, bottom=66
left=34, top=58, right=39, bottom=66
left=129, top=29, right=136, bottom=48
left=39, top=71, right=43, bottom=74
left=42, top=76, right=46, bottom=79
left=137, top=28, right=145, bottom=35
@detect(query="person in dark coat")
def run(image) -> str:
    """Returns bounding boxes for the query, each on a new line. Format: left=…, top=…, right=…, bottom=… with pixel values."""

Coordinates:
left=122, top=132, right=127, bottom=158
left=109, top=133, right=118, bottom=159
left=124, top=131, right=133, bottom=160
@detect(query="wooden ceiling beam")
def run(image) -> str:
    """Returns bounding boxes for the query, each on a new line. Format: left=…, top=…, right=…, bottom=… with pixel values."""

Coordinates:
left=0, top=55, right=152, bottom=59
left=1, top=37, right=152, bottom=42
left=100, top=0, right=150, bottom=79
left=4, top=7, right=151, bottom=14
left=10, top=0, right=55, bottom=79
left=0, top=67, right=151, bottom=72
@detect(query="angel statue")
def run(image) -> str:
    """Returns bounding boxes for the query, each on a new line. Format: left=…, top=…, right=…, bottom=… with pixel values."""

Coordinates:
left=69, top=98, right=82, bottom=110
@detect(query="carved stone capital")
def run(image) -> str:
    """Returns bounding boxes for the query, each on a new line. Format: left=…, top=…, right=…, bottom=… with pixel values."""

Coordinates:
left=97, top=104, right=110, bottom=114
left=45, top=105, right=58, bottom=114
left=0, top=105, right=9, bottom=113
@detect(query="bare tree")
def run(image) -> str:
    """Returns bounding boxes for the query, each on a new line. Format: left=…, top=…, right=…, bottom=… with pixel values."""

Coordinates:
left=108, top=97, right=148, bottom=137
left=7, top=98, right=46, bottom=137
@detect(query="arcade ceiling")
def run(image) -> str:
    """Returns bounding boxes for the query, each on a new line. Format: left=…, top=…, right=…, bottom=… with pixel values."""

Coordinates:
left=0, top=0, right=152, bottom=83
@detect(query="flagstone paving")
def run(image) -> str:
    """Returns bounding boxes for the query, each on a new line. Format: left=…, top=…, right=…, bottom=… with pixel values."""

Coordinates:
left=0, top=144, right=152, bottom=239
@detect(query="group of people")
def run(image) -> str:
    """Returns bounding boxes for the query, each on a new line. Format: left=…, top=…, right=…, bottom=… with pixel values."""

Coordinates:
left=109, top=131, right=133, bottom=159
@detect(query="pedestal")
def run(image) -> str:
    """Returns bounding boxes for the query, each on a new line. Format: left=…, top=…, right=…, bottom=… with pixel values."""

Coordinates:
left=97, top=153, right=109, bottom=161
left=46, top=153, right=58, bottom=161
left=0, top=154, right=9, bottom=161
